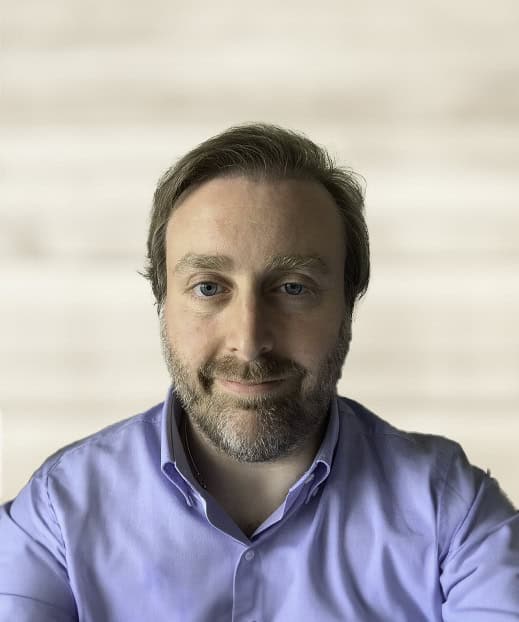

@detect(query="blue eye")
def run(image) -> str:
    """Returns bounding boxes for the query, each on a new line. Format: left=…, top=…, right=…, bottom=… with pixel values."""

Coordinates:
left=281, top=282, right=307, bottom=296
left=192, top=282, right=224, bottom=298
left=191, top=281, right=310, bottom=301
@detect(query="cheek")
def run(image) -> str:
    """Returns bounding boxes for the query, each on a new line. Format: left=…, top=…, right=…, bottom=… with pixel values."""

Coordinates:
left=166, top=294, right=204, bottom=338
left=167, top=309, right=216, bottom=364
left=287, top=322, right=333, bottom=364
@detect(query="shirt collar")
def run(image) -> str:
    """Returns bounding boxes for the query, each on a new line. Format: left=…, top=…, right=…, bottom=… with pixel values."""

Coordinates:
left=160, top=386, right=189, bottom=477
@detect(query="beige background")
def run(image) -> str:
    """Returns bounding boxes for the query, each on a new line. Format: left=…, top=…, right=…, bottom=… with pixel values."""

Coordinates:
left=1, top=0, right=518, bottom=505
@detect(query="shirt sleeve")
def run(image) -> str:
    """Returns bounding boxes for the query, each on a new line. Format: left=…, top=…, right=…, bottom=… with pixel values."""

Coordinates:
left=0, top=466, right=78, bottom=622
left=439, top=445, right=519, bottom=620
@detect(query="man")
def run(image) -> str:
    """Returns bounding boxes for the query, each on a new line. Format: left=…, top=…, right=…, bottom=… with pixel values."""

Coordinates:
left=0, top=124, right=517, bottom=621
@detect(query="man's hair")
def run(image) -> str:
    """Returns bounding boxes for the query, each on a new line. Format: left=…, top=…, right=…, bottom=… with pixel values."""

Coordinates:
left=142, top=122, right=370, bottom=315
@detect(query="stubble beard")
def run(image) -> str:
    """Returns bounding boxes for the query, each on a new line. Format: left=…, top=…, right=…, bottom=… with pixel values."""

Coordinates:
left=159, top=310, right=351, bottom=463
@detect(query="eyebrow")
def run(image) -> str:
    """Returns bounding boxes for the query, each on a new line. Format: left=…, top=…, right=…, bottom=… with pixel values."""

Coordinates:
left=173, top=253, right=331, bottom=276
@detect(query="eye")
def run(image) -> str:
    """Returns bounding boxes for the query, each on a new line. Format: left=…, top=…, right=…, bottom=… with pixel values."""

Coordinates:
left=192, top=282, right=226, bottom=298
left=280, top=282, right=308, bottom=296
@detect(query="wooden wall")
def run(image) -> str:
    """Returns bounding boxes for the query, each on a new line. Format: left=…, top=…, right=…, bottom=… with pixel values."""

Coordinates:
left=1, top=0, right=518, bottom=505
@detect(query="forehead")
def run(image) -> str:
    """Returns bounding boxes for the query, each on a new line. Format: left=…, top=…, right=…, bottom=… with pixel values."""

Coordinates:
left=165, top=175, right=345, bottom=275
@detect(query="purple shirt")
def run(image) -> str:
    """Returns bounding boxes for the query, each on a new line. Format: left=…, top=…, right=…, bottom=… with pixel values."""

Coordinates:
left=1, top=388, right=518, bottom=621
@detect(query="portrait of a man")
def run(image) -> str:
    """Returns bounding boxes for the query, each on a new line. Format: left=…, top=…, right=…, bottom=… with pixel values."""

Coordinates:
left=0, top=123, right=517, bottom=621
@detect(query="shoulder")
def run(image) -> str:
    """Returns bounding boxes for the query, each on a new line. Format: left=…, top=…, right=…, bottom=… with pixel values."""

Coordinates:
left=335, top=396, right=487, bottom=515
left=3, top=400, right=166, bottom=565
left=335, top=396, right=517, bottom=556
left=33, top=401, right=164, bottom=484
left=337, top=395, right=467, bottom=476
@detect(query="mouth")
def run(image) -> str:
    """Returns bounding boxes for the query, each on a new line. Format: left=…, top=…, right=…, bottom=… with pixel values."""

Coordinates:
left=216, top=377, right=288, bottom=395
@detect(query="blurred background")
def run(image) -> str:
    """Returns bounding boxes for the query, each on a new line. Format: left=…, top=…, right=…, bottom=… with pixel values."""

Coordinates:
left=1, top=0, right=518, bottom=505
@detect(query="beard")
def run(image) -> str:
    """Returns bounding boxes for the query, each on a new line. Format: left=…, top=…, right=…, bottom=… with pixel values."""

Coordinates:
left=159, top=310, right=351, bottom=464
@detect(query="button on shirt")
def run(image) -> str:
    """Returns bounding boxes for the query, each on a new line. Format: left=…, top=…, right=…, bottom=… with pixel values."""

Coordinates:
left=0, top=388, right=518, bottom=621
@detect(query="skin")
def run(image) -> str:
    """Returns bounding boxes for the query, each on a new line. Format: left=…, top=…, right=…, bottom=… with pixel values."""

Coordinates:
left=160, top=174, right=351, bottom=535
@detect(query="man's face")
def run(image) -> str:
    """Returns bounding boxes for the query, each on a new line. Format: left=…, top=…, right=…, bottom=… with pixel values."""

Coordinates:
left=161, top=175, right=350, bottom=464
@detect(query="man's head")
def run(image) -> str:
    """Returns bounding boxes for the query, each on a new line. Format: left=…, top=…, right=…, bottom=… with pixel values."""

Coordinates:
left=143, top=123, right=370, bottom=464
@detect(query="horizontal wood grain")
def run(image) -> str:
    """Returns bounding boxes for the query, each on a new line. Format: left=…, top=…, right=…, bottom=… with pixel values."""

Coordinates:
left=1, top=0, right=518, bottom=507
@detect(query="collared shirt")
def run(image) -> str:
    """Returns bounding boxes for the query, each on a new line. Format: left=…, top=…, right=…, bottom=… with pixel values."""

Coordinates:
left=0, top=388, right=518, bottom=621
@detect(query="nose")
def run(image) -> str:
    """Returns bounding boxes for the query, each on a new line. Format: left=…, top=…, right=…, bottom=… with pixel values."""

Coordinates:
left=224, top=291, right=274, bottom=361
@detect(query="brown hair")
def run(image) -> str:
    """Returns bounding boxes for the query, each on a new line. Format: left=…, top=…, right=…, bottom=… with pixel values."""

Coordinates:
left=142, top=122, right=370, bottom=315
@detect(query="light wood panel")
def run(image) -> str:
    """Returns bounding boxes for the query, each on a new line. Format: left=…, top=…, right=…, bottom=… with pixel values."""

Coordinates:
left=1, top=0, right=518, bottom=504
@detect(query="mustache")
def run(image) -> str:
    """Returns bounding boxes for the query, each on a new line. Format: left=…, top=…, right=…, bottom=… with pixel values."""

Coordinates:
left=199, top=355, right=306, bottom=384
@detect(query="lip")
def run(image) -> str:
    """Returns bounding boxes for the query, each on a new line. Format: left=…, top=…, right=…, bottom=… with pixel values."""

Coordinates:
left=217, top=378, right=287, bottom=395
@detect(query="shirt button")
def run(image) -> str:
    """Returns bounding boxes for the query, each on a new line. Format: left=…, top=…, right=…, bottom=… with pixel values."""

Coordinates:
left=245, top=550, right=255, bottom=561
left=305, top=474, right=315, bottom=484
left=311, top=488, right=319, bottom=497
